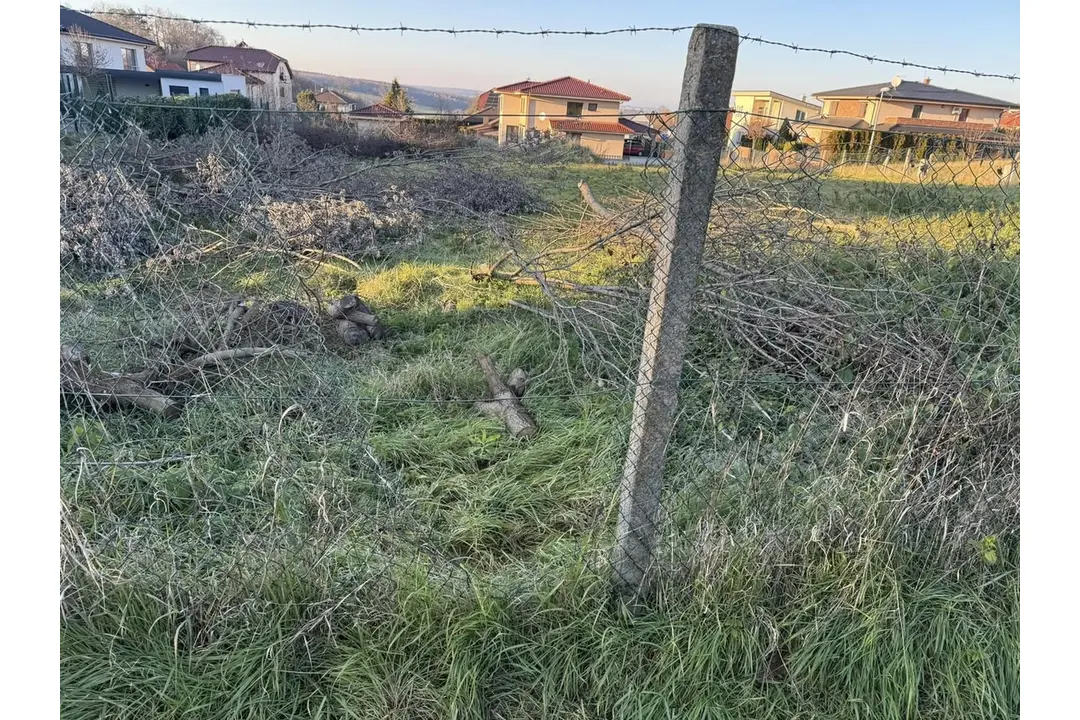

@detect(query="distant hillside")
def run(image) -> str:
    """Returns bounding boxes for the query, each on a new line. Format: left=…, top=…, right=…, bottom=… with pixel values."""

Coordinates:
left=295, top=71, right=479, bottom=113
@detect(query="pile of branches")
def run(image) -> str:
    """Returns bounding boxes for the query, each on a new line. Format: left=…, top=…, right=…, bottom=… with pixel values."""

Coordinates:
left=60, top=112, right=547, bottom=276
left=61, top=291, right=385, bottom=419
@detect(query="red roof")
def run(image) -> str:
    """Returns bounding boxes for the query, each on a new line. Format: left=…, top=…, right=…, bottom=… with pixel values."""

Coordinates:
left=315, top=90, right=350, bottom=104
left=351, top=103, right=406, bottom=118
left=186, top=44, right=290, bottom=75
left=880, top=117, right=998, bottom=131
left=494, top=80, right=539, bottom=93
left=549, top=119, right=634, bottom=135
left=494, top=76, right=630, bottom=102
left=999, top=110, right=1020, bottom=129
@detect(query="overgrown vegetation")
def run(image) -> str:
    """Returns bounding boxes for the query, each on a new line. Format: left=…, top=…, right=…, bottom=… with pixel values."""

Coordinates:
left=60, top=106, right=1019, bottom=719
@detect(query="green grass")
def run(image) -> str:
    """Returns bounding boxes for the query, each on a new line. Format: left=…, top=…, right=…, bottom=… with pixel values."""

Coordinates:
left=60, top=154, right=1019, bottom=720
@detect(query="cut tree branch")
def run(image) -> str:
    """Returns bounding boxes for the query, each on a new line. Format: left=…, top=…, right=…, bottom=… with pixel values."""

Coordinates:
left=475, top=355, right=538, bottom=439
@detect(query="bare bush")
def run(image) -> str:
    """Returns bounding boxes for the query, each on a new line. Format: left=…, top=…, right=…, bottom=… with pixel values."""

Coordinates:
left=60, top=164, right=172, bottom=274
left=251, top=192, right=421, bottom=258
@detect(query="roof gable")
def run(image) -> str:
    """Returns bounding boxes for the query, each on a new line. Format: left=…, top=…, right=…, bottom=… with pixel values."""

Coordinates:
left=186, top=45, right=291, bottom=76
left=314, top=90, right=351, bottom=104
left=494, top=76, right=630, bottom=102
left=61, top=7, right=153, bottom=45
left=351, top=103, right=406, bottom=118
left=814, top=80, right=1017, bottom=109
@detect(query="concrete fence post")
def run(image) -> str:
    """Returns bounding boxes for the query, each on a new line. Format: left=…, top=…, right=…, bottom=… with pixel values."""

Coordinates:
left=610, top=24, right=739, bottom=603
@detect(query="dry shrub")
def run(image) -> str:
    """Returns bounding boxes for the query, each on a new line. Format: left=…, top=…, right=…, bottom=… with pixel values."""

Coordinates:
left=60, top=164, right=172, bottom=274
left=292, top=120, right=408, bottom=158
left=252, top=191, right=422, bottom=258
left=414, top=165, right=546, bottom=217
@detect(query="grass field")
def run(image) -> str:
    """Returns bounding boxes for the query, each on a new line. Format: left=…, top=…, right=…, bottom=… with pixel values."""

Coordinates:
left=60, top=140, right=1019, bottom=720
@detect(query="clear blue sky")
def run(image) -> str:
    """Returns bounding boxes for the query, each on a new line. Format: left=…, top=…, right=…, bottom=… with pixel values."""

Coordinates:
left=155, top=0, right=1019, bottom=107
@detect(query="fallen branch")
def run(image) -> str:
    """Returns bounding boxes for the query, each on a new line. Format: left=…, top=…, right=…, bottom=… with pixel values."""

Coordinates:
left=61, top=344, right=180, bottom=419
left=578, top=180, right=619, bottom=221
left=475, top=355, right=538, bottom=439
left=61, top=343, right=301, bottom=419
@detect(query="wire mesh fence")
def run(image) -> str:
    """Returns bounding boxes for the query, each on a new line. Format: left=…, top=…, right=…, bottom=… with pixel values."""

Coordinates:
left=59, top=23, right=1019, bottom=719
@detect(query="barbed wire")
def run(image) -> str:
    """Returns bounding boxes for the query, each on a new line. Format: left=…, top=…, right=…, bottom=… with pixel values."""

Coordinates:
left=79, top=9, right=1020, bottom=81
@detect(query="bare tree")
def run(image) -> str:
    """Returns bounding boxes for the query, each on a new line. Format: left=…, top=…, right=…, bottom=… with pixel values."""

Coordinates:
left=92, top=4, right=226, bottom=65
left=61, top=26, right=112, bottom=96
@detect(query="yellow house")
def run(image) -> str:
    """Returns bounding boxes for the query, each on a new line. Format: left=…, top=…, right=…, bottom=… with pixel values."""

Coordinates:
left=731, top=90, right=821, bottom=133
left=493, top=76, right=632, bottom=158
left=804, top=78, right=1018, bottom=145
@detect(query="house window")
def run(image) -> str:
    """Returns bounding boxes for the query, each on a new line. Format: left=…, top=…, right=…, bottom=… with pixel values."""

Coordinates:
left=199, top=87, right=210, bottom=96
left=168, top=85, right=190, bottom=96
left=520, top=96, right=527, bottom=114
left=73, top=41, right=93, bottom=64
left=588, top=103, right=598, bottom=112
left=230, top=89, right=241, bottom=94
left=122, top=48, right=137, bottom=71
left=957, top=108, right=969, bottom=122
left=794, top=109, right=806, bottom=122
left=911, top=104, right=923, bottom=119
left=567, top=102, right=583, bottom=117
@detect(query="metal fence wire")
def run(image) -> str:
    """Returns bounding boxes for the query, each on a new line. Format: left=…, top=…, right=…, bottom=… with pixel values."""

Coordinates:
left=60, top=22, right=1019, bottom=720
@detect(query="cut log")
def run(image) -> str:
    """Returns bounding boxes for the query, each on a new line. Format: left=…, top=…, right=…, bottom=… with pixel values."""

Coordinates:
left=578, top=180, right=619, bottom=221
left=507, top=368, right=528, bottom=398
left=61, top=344, right=180, bottom=419
left=335, top=319, right=368, bottom=346
left=475, top=355, right=538, bottom=439
left=328, top=296, right=379, bottom=328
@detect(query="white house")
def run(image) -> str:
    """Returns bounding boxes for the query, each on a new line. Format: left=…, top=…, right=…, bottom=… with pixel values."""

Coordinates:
left=60, top=7, right=245, bottom=100
left=61, top=6, right=151, bottom=95
left=160, top=73, right=247, bottom=98
left=186, top=43, right=295, bottom=110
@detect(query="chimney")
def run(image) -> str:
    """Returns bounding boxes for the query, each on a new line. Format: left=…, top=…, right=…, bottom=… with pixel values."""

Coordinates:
left=922, top=77, right=931, bottom=85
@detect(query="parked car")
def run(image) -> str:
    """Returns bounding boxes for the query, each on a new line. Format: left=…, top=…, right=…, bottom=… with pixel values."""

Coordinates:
left=624, top=137, right=646, bottom=156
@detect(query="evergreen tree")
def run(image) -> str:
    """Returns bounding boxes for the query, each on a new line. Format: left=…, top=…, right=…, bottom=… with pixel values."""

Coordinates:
left=383, top=78, right=412, bottom=113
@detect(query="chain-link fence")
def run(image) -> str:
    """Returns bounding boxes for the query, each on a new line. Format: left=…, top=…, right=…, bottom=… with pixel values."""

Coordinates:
left=60, top=22, right=1019, bottom=720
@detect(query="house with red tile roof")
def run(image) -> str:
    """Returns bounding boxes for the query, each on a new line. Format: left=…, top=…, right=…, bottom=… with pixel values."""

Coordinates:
left=463, top=90, right=501, bottom=139
left=490, top=76, right=633, bottom=157
left=346, top=102, right=408, bottom=129
left=314, top=89, right=355, bottom=113
left=185, top=42, right=294, bottom=110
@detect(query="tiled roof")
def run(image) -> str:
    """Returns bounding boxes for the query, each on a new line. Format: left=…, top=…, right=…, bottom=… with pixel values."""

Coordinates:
left=351, top=103, right=406, bottom=118
left=315, top=90, right=351, bottom=104
left=999, top=110, right=1020, bottom=129
left=186, top=44, right=290, bottom=75
left=472, top=90, right=499, bottom=110
left=495, top=76, right=630, bottom=101
left=61, top=7, right=153, bottom=45
left=549, top=119, right=634, bottom=134
left=493, top=80, right=539, bottom=93
left=813, top=80, right=1017, bottom=109
left=879, top=117, right=997, bottom=131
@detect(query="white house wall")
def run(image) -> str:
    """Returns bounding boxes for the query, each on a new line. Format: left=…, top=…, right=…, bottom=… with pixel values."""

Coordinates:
left=60, top=34, right=147, bottom=71
left=222, top=75, right=246, bottom=94
left=160, top=75, right=247, bottom=97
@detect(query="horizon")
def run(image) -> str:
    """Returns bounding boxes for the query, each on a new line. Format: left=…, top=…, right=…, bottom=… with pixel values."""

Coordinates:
left=84, top=0, right=1020, bottom=109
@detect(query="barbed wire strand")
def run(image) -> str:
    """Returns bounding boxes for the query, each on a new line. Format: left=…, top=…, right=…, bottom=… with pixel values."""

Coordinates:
left=78, top=9, right=1020, bottom=81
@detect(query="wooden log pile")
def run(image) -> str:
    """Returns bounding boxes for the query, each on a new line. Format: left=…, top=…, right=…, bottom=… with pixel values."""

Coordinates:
left=327, top=294, right=386, bottom=345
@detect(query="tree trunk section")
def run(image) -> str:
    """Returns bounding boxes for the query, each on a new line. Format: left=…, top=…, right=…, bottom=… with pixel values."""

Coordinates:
left=475, top=355, right=537, bottom=439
